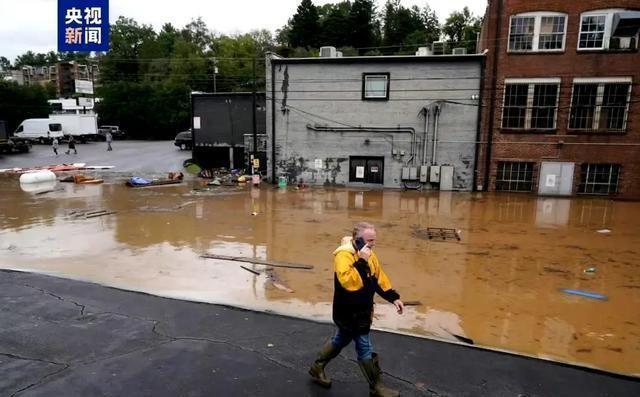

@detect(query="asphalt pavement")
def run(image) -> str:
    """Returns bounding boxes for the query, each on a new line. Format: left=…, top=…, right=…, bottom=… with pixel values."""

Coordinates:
left=0, top=140, right=190, bottom=173
left=1, top=270, right=638, bottom=397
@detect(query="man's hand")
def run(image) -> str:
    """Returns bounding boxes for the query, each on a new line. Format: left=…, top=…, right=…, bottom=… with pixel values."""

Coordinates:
left=393, top=299, right=404, bottom=315
left=358, top=245, right=372, bottom=261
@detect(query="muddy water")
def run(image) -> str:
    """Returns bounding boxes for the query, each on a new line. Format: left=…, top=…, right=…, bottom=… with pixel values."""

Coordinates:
left=1, top=175, right=639, bottom=376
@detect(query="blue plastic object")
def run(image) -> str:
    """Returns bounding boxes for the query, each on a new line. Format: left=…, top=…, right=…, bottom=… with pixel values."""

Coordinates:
left=560, top=289, right=608, bottom=301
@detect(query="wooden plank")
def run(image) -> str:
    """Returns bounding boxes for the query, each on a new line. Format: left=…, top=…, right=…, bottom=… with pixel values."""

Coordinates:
left=200, top=254, right=314, bottom=270
left=240, top=265, right=261, bottom=275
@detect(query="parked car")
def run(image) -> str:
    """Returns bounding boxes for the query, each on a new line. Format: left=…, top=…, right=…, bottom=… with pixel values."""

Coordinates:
left=98, top=125, right=126, bottom=140
left=174, top=129, right=192, bottom=150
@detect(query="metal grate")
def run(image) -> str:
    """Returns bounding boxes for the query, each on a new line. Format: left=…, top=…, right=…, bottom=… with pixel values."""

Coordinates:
left=496, top=161, right=534, bottom=192
left=578, top=163, right=620, bottom=195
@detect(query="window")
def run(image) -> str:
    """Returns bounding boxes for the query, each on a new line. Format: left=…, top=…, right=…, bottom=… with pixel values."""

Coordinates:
left=508, top=13, right=567, bottom=52
left=502, top=79, right=560, bottom=130
left=578, top=164, right=620, bottom=194
left=578, top=9, right=640, bottom=51
left=569, top=78, right=632, bottom=131
left=496, top=162, right=535, bottom=192
left=579, top=15, right=607, bottom=49
left=362, top=73, right=389, bottom=100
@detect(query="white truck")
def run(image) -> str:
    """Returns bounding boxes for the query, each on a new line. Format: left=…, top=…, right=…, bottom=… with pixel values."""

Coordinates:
left=13, top=119, right=64, bottom=143
left=49, top=114, right=99, bottom=142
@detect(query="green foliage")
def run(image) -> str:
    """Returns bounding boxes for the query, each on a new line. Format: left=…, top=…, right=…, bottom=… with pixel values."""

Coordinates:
left=0, top=81, right=53, bottom=131
left=288, top=0, right=321, bottom=48
left=442, top=6, right=482, bottom=53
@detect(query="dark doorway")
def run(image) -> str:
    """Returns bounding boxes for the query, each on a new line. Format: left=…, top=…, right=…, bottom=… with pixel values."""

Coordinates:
left=349, top=156, right=384, bottom=184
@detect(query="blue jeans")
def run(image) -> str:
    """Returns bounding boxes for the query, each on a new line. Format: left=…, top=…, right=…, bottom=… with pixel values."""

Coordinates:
left=331, top=328, right=373, bottom=360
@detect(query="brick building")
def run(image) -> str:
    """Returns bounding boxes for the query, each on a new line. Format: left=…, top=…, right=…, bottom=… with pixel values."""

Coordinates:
left=477, top=1, right=640, bottom=198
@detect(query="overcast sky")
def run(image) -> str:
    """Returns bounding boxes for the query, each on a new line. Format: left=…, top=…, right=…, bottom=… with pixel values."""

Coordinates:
left=0, top=0, right=487, bottom=62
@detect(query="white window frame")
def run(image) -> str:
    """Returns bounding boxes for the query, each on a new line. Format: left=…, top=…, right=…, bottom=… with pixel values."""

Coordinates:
left=578, top=9, right=638, bottom=51
left=508, top=12, right=568, bottom=53
left=578, top=163, right=621, bottom=195
left=568, top=77, right=633, bottom=131
left=502, top=78, right=561, bottom=130
left=362, top=73, right=389, bottom=100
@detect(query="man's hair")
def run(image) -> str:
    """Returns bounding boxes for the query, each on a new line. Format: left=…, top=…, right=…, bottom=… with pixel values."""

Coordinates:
left=352, top=221, right=375, bottom=238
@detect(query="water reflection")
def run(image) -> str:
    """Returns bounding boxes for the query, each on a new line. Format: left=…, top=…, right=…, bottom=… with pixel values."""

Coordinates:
left=0, top=177, right=639, bottom=376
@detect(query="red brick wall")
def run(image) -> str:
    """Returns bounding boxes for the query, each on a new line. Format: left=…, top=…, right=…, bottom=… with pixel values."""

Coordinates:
left=478, top=0, right=640, bottom=198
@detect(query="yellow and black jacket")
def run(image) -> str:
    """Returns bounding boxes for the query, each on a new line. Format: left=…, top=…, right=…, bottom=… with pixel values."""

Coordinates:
left=332, top=241, right=400, bottom=335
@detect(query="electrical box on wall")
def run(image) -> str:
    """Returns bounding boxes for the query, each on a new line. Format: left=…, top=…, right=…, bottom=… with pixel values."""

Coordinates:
left=409, top=167, right=418, bottom=180
left=429, top=165, right=440, bottom=183
left=401, top=167, right=410, bottom=180
left=419, top=165, right=429, bottom=182
left=440, top=166, right=454, bottom=190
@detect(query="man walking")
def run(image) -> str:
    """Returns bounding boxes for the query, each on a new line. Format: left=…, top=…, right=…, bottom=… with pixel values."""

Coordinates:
left=65, top=135, right=77, bottom=155
left=52, top=137, right=59, bottom=156
left=106, top=131, right=113, bottom=151
left=309, top=222, right=404, bottom=397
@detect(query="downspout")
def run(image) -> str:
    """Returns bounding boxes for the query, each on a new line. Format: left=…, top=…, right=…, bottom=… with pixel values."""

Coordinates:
left=431, top=104, right=440, bottom=165
left=483, top=0, right=502, bottom=191
left=422, top=107, right=430, bottom=165
left=270, top=60, right=276, bottom=184
left=473, top=56, right=486, bottom=191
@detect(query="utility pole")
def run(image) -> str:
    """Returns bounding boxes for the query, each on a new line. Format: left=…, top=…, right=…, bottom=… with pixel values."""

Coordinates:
left=252, top=57, right=257, bottom=176
left=212, top=58, right=217, bottom=93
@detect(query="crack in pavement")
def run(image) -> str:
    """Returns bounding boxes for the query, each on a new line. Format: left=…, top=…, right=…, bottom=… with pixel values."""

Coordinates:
left=1, top=353, right=70, bottom=397
left=22, top=284, right=86, bottom=317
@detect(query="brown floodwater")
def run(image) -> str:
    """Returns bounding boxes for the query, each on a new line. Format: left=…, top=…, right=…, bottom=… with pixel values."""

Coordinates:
left=1, top=174, right=639, bottom=376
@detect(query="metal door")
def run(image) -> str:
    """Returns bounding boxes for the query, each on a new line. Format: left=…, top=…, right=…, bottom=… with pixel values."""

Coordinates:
left=349, top=157, right=384, bottom=184
left=538, top=162, right=575, bottom=196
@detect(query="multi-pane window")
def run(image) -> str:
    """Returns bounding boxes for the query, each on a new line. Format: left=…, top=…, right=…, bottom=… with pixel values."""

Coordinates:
left=362, top=73, right=389, bottom=100
left=539, top=16, right=566, bottom=50
left=508, top=13, right=567, bottom=52
left=509, top=17, right=535, bottom=51
left=578, top=164, right=620, bottom=195
left=569, top=79, right=631, bottom=131
left=502, top=80, right=559, bottom=130
left=579, top=15, right=607, bottom=49
left=496, top=162, right=535, bottom=192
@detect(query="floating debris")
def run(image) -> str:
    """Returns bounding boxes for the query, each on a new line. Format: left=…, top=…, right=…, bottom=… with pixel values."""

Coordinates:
left=412, top=227, right=461, bottom=242
left=597, top=229, right=611, bottom=234
left=560, top=289, right=608, bottom=301
left=201, top=253, right=314, bottom=270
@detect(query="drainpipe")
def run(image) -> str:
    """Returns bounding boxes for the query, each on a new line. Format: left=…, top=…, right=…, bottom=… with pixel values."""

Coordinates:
left=472, top=56, right=486, bottom=191
left=431, top=104, right=441, bottom=165
left=483, top=0, right=503, bottom=191
left=422, top=107, right=430, bottom=165
left=270, top=59, right=276, bottom=184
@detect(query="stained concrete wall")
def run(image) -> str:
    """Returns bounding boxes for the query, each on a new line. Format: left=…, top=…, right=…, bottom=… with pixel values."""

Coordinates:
left=266, top=54, right=483, bottom=190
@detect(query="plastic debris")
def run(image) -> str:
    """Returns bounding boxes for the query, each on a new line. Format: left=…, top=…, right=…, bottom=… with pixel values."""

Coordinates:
left=597, top=229, right=611, bottom=234
left=267, top=343, right=274, bottom=348
left=583, top=267, right=597, bottom=274
left=251, top=212, right=258, bottom=216
left=560, top=289, right=608, bottom=300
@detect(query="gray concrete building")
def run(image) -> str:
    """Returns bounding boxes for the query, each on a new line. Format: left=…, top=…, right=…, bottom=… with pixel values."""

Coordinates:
left=266, top=51, right=485, bottom=190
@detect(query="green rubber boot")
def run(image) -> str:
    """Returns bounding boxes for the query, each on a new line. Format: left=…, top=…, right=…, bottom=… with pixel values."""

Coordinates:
left=358, top=353, right=400, bottom=397
left=308, top=339, right=341, bottom=388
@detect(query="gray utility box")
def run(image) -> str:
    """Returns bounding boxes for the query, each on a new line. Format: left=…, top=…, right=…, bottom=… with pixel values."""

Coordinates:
left=430, top=165, right=440, bottom=183
left=401, top=167, right=419, bottom=181
left=419, top=165, right=429, bottom=182
left=440, top=166, right=454, bottom=190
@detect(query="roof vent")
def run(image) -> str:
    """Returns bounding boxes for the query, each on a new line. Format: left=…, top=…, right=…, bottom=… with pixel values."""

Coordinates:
left=452, top=47, right=468, bottom=55
left=415, top=47, right=432, bottom=56
left=432, top=41, right=446, bottom=55
left=320, top=46, right=337, bottom=57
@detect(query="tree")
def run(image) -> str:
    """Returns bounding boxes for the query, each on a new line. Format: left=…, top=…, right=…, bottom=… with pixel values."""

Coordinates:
left=318, top=2, right=352, bottom=48
left=381, top=0, right=425, bottom=53
left=0, top=81, right=53, bottom=131
left=350, top=0, right=378, bottom=52
left=442, top=6, right=482, bottom=53
left=0, top=56, right=10, bottom=70
left=288, top=0, right=321, bottom=48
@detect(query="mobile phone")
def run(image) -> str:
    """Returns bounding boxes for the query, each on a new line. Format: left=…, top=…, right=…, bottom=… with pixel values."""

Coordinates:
left=354, top=237, right=367, bottom=251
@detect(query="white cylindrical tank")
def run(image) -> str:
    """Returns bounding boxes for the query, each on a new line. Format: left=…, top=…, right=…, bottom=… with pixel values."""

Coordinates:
left=19, top=170, right=56, bottom=184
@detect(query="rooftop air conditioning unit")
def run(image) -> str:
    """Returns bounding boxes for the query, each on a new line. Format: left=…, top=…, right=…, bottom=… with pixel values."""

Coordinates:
left=336, top=51, right=343, bottom=57
left=452, top=47, right=468, bottom=55
left=432, top=41, right=446, bottom=55
left=320, top=46, right=337, bottom=58
left=415, top=47, right=432, bottom=56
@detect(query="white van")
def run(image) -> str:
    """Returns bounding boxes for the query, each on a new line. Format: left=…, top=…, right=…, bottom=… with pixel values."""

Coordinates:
left=13, top=119, right=64, bottom=143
